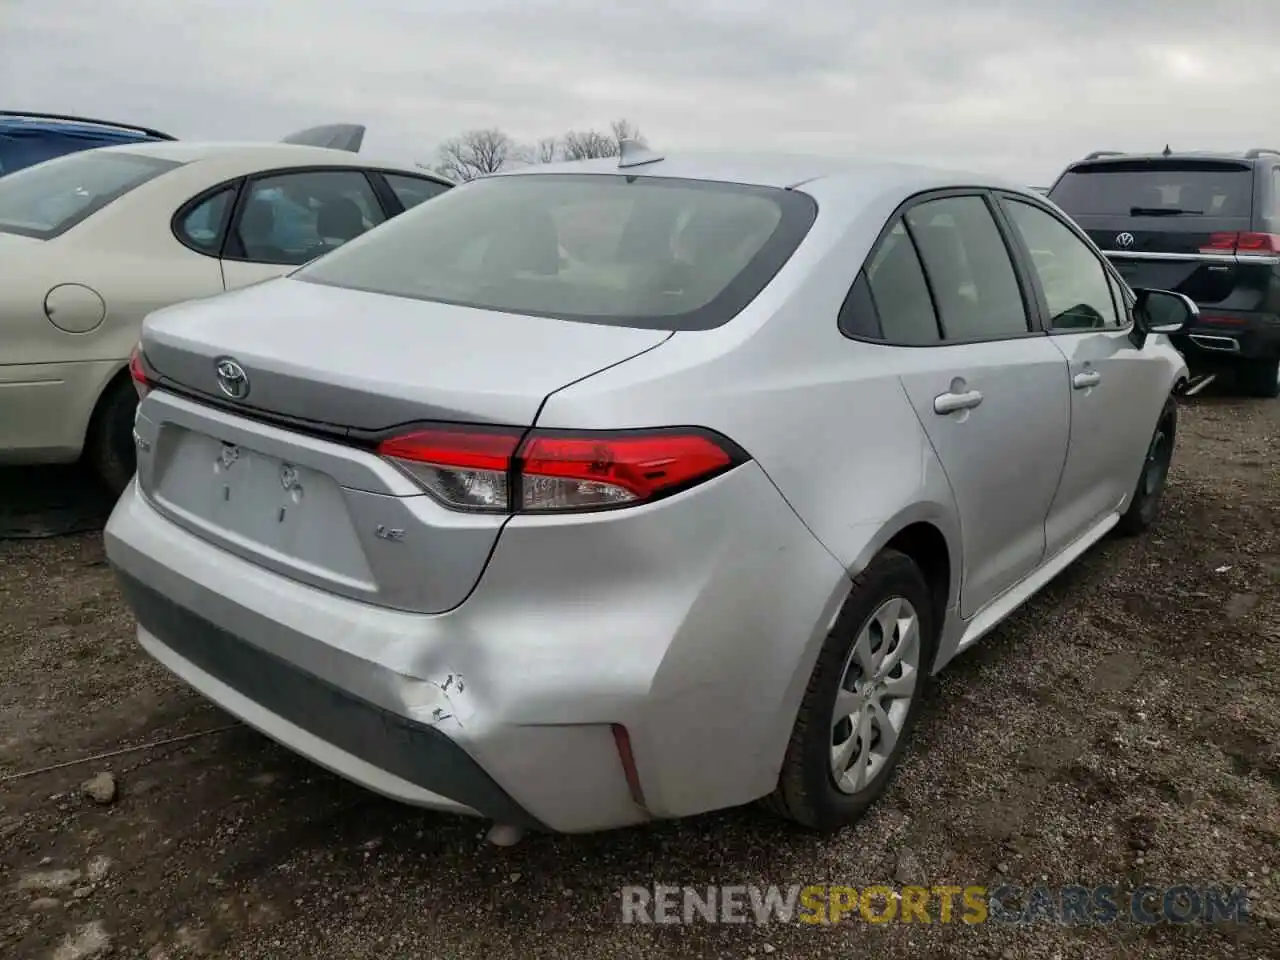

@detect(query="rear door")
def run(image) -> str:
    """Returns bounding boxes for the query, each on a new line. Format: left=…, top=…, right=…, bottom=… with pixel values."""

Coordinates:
left=219, top=168, right=389, bottom=290
left=849, top=192, right=1071, bottom=618
left=1049, top=158, right=1268, bottom=314
left=997, top=194, right=1166, bottom=555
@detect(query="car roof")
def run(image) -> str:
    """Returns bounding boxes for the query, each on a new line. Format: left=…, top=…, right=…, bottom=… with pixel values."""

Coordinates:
left=0, top=116, right=163, bottom=143
left=491, top=150, right=1025, bottom=194
left=88, top=139, right=444, bottom=179
left=1067, top=150, right=1277, bottom=168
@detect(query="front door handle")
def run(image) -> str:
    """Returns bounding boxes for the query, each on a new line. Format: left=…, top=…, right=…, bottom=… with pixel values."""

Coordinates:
left=1073, top=371, right=1102, bottom=390
left=934, top=389, right=984, bottom=414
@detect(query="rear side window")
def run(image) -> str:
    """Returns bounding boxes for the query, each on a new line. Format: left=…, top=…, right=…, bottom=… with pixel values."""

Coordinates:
left=0, top=150, right=179, bottom=239
left=1050, top=161, right=1255, bottom=219
left=904, top=196, right=1028, bottom=341
left=295, top=173, right=818, bottom=331
left=177, top=186, right=235, bottom=254
left=1273, top=168, right=1280, bottom=217
left=382, top=172, right=450, bottom=211
left=849, top=219, right=940, bottom=344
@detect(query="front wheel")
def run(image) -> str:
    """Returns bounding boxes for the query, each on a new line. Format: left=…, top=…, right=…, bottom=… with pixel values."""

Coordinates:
left=1116, top=395, right=1177, bottom=537
left=764, top=550, right=935, bottom=832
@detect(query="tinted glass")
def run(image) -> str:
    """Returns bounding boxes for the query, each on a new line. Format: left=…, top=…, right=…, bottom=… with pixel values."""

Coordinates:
left=0, top=150, right=179, bottom=238
left=177, top=187, right=234, bottom=253
left=905, top=196, right=1028, bottom=340
left=1273, top=168, right=1280, bottom=217
left=296, top=174, right=817, bottom=331
left=861, top=219, right=939, bottom=344
left=1050, top=161, right=1254, bottom=218
left=1005, top=199, right=1121, bottom=330
left=383, top=172, right=449, bottom=210
left=235, top=169, right=385, bottom=265
left=837, top=270, right=881, bottom=339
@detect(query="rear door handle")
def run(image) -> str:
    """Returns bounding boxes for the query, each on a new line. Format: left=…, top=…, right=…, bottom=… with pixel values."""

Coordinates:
left=1073, top=371, right=1102, bottom=389
left=933, top=390, right=984, bottom=414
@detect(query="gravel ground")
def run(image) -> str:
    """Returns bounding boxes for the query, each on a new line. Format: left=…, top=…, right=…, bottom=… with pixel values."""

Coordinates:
left=1, top=391, right=1277, bottom=960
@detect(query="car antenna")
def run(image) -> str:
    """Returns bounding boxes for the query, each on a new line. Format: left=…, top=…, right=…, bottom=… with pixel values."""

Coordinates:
left=618, top=138, right=663, bottom=169
left=1162, top=144, right=1172, bottom=157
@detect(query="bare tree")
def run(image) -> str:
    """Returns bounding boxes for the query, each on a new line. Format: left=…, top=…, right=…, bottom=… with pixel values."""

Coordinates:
left=558, top=118, right=647, bottom=160
left=534, top=136, right=560, bottom=164
left=433, top=128, right=517, bottom=181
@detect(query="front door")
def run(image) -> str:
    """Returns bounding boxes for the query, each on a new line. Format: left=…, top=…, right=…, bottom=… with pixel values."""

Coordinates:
left=998, top=195, right=1169, bottom=556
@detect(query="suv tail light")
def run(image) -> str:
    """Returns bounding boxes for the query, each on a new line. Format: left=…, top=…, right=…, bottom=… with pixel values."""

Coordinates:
left=1200, top=232, right=1280, bottom=255
left=377, top=425, right=747, bottom=514
left=128, top=344, right=151, bottom=400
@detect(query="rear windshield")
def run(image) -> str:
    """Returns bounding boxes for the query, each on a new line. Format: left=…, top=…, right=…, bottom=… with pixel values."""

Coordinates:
left=1050, top=161, right=1254, bottom=218
left=0, top=150, right=180, bottom=239
left=295, top=173, right=818, bottom=331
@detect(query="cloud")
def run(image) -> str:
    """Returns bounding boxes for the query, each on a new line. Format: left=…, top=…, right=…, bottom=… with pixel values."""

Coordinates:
left=1, top=0, right=1275, bottom=182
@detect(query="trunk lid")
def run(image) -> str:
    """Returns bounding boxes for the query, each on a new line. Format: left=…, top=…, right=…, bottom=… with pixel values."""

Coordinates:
left=134, top=277, right=671, bottom=614
left=141, top=276, right=671, bottom=431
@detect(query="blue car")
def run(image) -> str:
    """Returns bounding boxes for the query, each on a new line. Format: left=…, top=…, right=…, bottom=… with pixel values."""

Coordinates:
left=0, top=111, right=175, bottom=177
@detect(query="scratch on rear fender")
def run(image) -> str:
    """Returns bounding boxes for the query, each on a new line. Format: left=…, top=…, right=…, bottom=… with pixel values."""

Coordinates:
left=395, top=671, right=473, bottom=730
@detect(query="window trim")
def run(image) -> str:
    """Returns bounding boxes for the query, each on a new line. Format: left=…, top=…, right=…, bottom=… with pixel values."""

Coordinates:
left=170, top=179, right=244, bottom=257
left=218, top=165, right=392, bottom=266
left=838, top=187, right=1046, bottom=348
left=993, top=190, right=1135, bottom=337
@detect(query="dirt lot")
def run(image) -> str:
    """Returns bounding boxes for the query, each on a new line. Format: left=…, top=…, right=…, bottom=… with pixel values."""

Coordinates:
left=1, top=392, right=1277, bottom=960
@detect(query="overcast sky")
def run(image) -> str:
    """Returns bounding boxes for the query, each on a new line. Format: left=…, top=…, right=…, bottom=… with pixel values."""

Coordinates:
left=3, top=0, right=1276, bottom=183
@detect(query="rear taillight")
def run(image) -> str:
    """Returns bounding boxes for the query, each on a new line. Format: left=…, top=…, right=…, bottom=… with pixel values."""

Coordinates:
left=128, top=344, right=151, bottom=399
left=377, top=425, right=745, bottom=514
left=1199, top=232, right=1280, bottom=255
left=378, top=427, right=521, bottom=513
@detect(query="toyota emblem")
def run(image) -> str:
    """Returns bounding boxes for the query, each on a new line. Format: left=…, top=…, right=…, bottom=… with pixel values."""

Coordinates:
left=1115, top=232, right=1136, bottom=249
left=215, top=357, right=249, bottom=400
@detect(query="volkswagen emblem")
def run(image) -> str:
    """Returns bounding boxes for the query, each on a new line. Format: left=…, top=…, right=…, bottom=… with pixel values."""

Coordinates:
left=215, top=357, right=249, bottom=400
left=1115, top=232, right=1136, bottom=249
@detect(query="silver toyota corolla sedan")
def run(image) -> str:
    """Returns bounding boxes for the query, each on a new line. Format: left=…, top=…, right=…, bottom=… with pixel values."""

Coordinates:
left=105, top=145, right=1194, bottom=837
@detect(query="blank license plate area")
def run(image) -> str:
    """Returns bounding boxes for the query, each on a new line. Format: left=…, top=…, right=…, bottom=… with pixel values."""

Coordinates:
left=151, top=425, right=373, bottom=586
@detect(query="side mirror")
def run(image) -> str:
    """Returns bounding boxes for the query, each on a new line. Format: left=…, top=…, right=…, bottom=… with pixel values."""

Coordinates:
left=1133, top=288, right=1197, bottom=336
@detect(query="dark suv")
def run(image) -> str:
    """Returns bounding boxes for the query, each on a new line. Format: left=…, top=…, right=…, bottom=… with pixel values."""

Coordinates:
left=1049, top=148, right=1280, bottom=397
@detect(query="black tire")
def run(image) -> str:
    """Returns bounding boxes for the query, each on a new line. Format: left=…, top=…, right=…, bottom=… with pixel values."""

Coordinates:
left=764, top=549, right=936, bottom=832
left=1237, top=357, right=1280, bottom=399
left=83, top=377, right=139, bottom=497
left=1116, top=395, right=1177, bottom=537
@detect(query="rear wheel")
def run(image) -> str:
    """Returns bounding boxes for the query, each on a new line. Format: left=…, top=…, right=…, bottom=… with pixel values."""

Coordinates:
left=83, top=378, right=139, bottom=497
left=765, top=550, right=935, bottom=832
left=1116, top=395, right=1176, bottom=537
left=1237, top=357, right=1280, bottom=399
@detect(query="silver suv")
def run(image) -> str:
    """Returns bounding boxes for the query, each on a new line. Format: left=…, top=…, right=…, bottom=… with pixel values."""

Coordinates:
left=106, top=148, right=1193, bottom=836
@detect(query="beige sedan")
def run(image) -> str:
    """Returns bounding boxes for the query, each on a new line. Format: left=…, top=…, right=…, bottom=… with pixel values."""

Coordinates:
left=0, top=139, right=451, bottom=492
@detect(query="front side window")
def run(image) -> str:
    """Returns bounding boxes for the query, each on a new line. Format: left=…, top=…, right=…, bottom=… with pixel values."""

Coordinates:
left=295, top=173, right=818, bottom=331
left=233, top=169, right=385, bottom=265
left=904, top=196, right=1029, bottom=341
left=1003, top=199, right=1122, bottom=331
left=0, top=149, right=179, bottom=239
